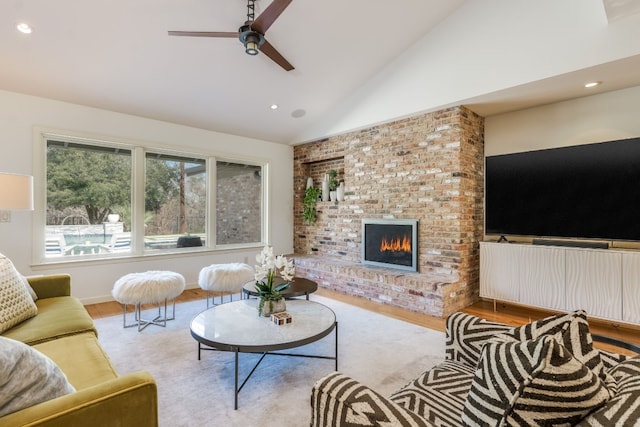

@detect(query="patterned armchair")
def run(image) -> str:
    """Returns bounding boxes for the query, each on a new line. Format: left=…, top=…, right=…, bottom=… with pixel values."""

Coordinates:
left=310, top=311, right=640, bottom=426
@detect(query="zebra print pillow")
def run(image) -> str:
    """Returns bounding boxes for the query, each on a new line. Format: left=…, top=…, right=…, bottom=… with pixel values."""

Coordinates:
left=462, top=336, right=611, bottom=426
left=492, top=310, right=615, bottom=393
left=444, top=312, right=514, bottom=368
left=578, top=357, right=640, bottom=426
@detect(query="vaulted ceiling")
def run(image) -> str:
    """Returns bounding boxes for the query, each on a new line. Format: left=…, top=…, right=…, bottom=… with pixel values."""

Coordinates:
left=2, top=0, right=640, bottom=144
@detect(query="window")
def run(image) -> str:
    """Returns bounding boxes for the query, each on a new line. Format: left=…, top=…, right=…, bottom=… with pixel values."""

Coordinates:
left=41, top=132, right=265, bottom=261
left=216, top=161, right=263, bottom=245
left=145, top=152, right=207, bottom=251
left=46, top=140, right=132, bottom=257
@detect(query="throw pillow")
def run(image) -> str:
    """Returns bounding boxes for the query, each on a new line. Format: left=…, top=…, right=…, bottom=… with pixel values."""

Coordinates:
left=0, top=255, right=38, bottom=334
left=0, top=336, right=75, bottom=416
left=578, top=356, right=640, bottom=426
left=462, top=336, right=611, bottom=426
left=493, top=310, right=613, bottom=392
left=20, top=274, right=38, bottom=301
left=608, top=355, right=640, bottom=382
left=445, top=312, right=514, bottom=368
left=598, top=348, right=629, bottom=372
left=493, top=310, right=577, bottom=341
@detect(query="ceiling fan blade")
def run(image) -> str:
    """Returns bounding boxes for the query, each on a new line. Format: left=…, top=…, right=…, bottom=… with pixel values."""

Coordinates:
left=252, top=0, right=293, bottom=34
left=168, top=31, right=238, bottom=38
left=259, top=39, right=294, bottom=71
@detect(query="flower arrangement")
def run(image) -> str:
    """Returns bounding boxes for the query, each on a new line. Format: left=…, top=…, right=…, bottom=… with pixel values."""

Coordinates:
left=254, top=246, right=295, bottom=316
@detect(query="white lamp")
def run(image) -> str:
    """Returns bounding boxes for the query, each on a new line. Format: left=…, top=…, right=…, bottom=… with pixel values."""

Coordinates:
left=0, top=173, right=34, bottom=210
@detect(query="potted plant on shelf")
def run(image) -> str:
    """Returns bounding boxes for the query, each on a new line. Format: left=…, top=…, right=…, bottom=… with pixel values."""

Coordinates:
left=328, top=169, right=339, bottom=201
left=254, top=245, right=295, bottom=316
left=303, top=186, right=322, bottom=224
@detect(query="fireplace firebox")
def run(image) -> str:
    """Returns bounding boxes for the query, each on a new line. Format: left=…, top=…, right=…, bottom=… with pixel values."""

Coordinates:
left=361, top=218, right=418, bottom=272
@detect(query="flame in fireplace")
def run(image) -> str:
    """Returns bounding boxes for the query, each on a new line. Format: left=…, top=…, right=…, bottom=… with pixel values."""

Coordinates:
left=380, top=235, right=411, bottom=252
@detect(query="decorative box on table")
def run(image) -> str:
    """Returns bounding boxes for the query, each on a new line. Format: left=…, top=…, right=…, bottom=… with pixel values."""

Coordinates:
left=271, top=312, right=292, bottom=325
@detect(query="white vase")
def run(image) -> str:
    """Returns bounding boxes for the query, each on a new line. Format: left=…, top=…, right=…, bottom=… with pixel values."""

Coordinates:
left=336, top=182, right=345, bottom=202
left=321, top=180, right=330, bottom=202
left=261, top=298, right=286, bottom=317
left=330, top=191, right=337, bottom=202
left=107, top=214, right=120, bottom=223
left=306, top=177, right=313, bottom=189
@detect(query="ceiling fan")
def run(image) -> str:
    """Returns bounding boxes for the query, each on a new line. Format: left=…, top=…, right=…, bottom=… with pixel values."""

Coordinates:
left=168, top=0, right=294, bottom=71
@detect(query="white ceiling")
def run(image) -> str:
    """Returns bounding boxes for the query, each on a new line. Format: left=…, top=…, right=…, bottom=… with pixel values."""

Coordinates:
left=1, top=0, right=640, bottom=145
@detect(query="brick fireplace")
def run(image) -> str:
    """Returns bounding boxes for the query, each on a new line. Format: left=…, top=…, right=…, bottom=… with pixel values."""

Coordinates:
left=361, top=218, right=418, bottom=272
left=292, top=106, right=484, bottom=317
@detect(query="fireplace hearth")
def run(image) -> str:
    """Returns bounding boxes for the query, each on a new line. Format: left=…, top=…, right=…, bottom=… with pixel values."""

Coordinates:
left=361, top=218, right=418, bottom=272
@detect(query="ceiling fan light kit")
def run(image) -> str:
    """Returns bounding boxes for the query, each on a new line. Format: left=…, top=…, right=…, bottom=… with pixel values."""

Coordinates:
left=168, top=0, right=294, bottom=71
left=239, top=26, right=265, bottom=56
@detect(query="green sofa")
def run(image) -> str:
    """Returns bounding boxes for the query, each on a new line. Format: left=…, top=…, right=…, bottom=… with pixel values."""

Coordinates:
left=1, top=274, right=158, bottom=427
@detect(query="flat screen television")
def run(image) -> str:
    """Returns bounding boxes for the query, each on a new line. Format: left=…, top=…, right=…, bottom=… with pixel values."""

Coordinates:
left=485, top=137, right=640, bottom=242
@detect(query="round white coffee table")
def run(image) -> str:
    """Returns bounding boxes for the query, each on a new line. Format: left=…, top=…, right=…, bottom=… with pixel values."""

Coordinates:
left=190, top=299, right=337, bottom=409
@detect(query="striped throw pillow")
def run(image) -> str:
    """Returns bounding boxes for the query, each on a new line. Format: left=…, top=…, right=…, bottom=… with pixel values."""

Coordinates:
left=462, top=336, right=610, bottom=426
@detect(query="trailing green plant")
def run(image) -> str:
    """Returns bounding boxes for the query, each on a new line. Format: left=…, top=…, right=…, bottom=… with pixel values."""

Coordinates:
left=303, top=186, right=322, bottom=224
left=328, top=169, right=339, bottom=191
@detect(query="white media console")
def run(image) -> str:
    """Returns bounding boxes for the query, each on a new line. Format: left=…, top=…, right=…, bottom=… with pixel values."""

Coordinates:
left=480, top=241, right=640, bottom=324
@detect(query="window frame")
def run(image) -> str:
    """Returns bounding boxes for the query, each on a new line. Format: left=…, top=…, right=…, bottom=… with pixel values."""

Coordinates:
left=32, top=127, right=268, bottom=265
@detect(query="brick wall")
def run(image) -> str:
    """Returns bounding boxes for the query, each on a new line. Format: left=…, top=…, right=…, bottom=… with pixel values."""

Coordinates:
left=292, top=106, right=484, bottom=317
left=216, top=170, right=262, bottom=244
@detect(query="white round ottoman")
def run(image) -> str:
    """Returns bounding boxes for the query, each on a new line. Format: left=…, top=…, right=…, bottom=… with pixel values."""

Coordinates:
left=113, top=270, right=185, bottom=331
left=198, top=263, right=253, bottom=307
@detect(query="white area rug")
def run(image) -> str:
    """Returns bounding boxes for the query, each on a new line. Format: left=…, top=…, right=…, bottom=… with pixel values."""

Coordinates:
left=95, top=294, right=446, bottom=426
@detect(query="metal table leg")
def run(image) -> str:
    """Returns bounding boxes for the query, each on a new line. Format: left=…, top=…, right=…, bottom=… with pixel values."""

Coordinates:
left=234, top=348, right=239, bottom=410
left=197, top=322, right=338, bottom=410
left=335, top=321, right=339, bottom=370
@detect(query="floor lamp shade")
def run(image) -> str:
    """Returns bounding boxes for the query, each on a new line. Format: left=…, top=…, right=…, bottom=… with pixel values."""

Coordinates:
left=0, top=173, right=34, bottom=210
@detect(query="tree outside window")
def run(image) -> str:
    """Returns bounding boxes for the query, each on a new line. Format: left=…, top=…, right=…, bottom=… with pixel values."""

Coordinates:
left=144, top=153, right=206, bottom=250
left=46, top=141, right=132, bottom=256
left=43, top=136, right=264, bottom=259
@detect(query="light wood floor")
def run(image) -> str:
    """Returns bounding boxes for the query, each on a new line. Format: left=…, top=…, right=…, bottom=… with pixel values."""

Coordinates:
left=85, top=287, right=640, bottom=355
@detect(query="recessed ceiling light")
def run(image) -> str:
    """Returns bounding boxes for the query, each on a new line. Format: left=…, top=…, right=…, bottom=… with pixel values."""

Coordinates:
left=291, top=109, right=306, bottom=118
left=584, top=81, right=601, bottom=88
left=270, top=104, right=278, bottom=110
left=16, top=22, right=32, bottom=34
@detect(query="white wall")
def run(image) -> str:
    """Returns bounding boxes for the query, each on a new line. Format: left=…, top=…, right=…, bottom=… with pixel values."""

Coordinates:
left=485, top=85, right=640, bottom=155
left=295, top=0, right=640, bottom=143
left=0, top=89, right=293, bottom=303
